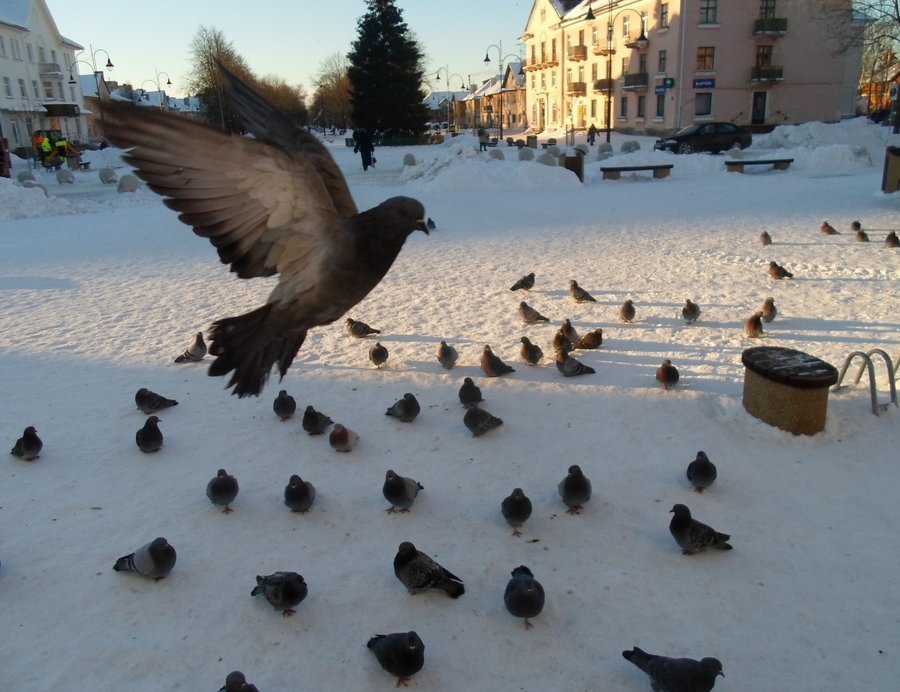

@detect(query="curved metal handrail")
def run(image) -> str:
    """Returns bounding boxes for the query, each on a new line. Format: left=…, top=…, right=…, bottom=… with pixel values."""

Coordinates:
left=833, top=349, right=898, bottom=415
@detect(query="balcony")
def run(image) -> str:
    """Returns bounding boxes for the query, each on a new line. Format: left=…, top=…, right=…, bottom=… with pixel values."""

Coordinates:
left=623, top=73, right=649, bottom=90
left=753, top=17, right=788, bottom=35
left=593, top=79, right=613, bottom=94
left=39, top=62, right=63, bottom=76
left=523, top=58, right=540, bottom=72
left=567, top=82, right=587, bottom=97
left=567, top=45, right=588, bottom=61
left=593, top=42, right=614, bottom=56
left=750, top=65, right=784, bottom=82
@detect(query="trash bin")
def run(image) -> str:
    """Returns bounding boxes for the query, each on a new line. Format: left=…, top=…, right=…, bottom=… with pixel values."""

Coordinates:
left=526, top=135, right=538, bottom=149
left=559, top=152, right=584, bottom=182
left=882, top=146, right=900, bottom=193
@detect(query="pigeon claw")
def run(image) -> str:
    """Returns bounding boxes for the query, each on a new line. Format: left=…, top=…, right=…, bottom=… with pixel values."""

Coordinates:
left=566, top=506, right=582, bottom=515
left=396, top=676, right=412, bottom=687
left=693, top=487, right=705, bottom=494
left=523, top=618, right=534, bottom=629
left=221, top=505, right=234, bottom=514
left=281, top=608, right=296, bottom=617
left=511, top=528, right=522, bottom=537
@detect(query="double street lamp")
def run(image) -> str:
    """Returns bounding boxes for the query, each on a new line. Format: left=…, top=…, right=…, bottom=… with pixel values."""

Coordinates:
left=483, top=43, right=523, bottom=142
left=68, top=44, right=114, bottom=126
left=140, top=69, right=174, bottom=111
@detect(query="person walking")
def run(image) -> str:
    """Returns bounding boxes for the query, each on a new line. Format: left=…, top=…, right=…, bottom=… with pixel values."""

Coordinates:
left=353, top=129, right=375, bottom=171
left=477, top=126, right=489, bottom=152
left=587, top=123, right=598, bottom=146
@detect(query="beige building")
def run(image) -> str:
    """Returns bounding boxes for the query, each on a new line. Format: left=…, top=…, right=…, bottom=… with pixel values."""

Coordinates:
left=521, top=0, right=865, bottom=135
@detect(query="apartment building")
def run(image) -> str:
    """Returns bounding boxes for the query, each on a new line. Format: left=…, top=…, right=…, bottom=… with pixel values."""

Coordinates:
left=522, top=0, right=865, bottom=134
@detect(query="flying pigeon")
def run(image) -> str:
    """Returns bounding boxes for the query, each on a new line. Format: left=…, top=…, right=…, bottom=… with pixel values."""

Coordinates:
left=768, top=260, right=793, bottom=279
left=273, top=389, right=296, bottom=420
left=383, top=469, right=423, bottom=513
left=572, top=328, right=603, bottom=350
left=113, top=537, right=176, bottom=580
left=518, top=301, right=550, bottom=324
left=682, top=298, right=701, bottom=324
left=219, top=671, right=259, bottom=692
left=135, top=416, right=163, bottom=453
left=761, top=296, right=777, bottom=322
left=759, top=230, right=772, bottom=246
left=656, top=359, right=680, bottom=391
left=509, top=272, right=535, bottom=291
left=744, top=311, right=765, bottom=339
left=426, top=217, right=436, bottom=231
left=686, top=451, right=717, bottom=493
left=886, top=231, right=900, bottom=248
left=284, top=474, right=316, bottom=512
left=820, top=220, right=839, bottom=235
left=206, top=468, right=239, bottom=513
left=555, top=349, right=595, bottom=377
left=367, top=631, right=425, bottom=687
left=369, top=342, right=389, bottom=368
left=251, top=571, right=308, bottom=616
left=519, top=336, right=543, bottom=365
left=618, top=299, right=636, bottom=323
left=302, top=405, right=333, bottom=435
left=501, top=488, right=532, bottom=536
left=458, top=377, right=484, bottom=408
left=622, top=647, right=724, bottom=692
left=10, top=426, right=42, bottom=461
left=568, top=279, right=596, bottom=303
left=481, top=344, right=515, bottom=377
left=436, top=340, right=458, bottom=369
left=329, top=423, right=359, bottom=452
left=559, top=464, right=591, bottom=514
left=464, top=406, right=503, bottom=437
left=669, top=504, right=732, bottom=555
left=134, top=388, right=178, bottom=414
left=102, top=63, right=428, bottom=398
left=346, top=318, right=380, bottom=338
left=504, top=565, right=545, bottom=628
left=385, top=393, right=420, bottom=422
left=559, top=318, right=579, bottom=345
left=393, top=541, right=464, bottom=598
left=174, top=331, right=207, bottom=363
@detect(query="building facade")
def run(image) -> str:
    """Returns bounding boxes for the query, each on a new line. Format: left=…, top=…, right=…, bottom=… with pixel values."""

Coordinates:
left=522, top=0, right=865, bottom=134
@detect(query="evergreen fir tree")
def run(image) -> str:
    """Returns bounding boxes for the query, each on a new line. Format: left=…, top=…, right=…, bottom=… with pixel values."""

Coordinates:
left=347, top=0, right=428, bottom=137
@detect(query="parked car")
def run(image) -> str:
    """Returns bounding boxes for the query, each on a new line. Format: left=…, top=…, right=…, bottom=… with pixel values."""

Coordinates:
left=653, top=122, right=752, bottom=154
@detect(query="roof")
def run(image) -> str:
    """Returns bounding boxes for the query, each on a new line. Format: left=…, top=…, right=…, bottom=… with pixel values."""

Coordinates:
left=423, top=90, right=468, bottom=109
left=0, top=0, right=29, bottom=29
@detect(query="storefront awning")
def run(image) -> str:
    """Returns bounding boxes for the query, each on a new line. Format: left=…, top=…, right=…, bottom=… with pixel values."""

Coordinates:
left=43, top=103, right=81, bottom=117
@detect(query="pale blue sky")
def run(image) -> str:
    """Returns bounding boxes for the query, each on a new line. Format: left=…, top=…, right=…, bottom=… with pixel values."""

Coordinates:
left=47, top=0, right=532, bottom=98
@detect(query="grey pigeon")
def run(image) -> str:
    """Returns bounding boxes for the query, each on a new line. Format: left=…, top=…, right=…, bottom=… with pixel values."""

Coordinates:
left=768, top=260, right=793, bottom=279
left=383, top=469, right=423, bottom=513
left=134, top=388, right=178, bottom=414
left=426, top=217, right=436, bottom=231
left=820, top=220, right=839, bottom=235
left=682, top=299, right=701, bottom=324
left=346, top=317, right=380, bottom=337
left=552, top=328, right=572, bottom=354
left=206, top=468, right=239, bottom=513
left=519, top=336, right=543, bottom=365
left=329, top=423, right=359, bottom=452
left=886, top=231, right=900, bottom=248
left=174, top=331, right=206, bottom=363
left=135, top=416, right=163, bottom=453
left=568, top=279, right=596, bottom=303
left=559, top=318, right=579, bottom=345
left=369, top=342, right=389, bottom=368
left=622, top=646, right=724, bottom=692
left=850, top=220, right=862, bottom=232
left=855, top=228, right=870, bottom=242
left=656, top=359, right=680, bottom=391
left=102, top=64, right=428, bottom=398
left=367, top=631, right=425, bottom=687
left=10, top=426, right=42, bottom=461
left=273, top=389, right=296, bottom=420
left=436, top=340, right=458, bottom=369
left=510, top=272, right=535, bottom=291
left=385, top=393, right=420, bottom=422
left=744, top=311, right=764, bottom=339
left=458, top=377, right=483, bottom=408
left=113, top=537, right=176, bottom=580
left=686, top=451, right=717, bottom=493
left=555, top=348, right=595, bottom=377
left=759, top=230, right=772, bottom=246
left=464, top=406, right=503, bottom=436
left=480, top=344, right=515, bottom=377
left=573, top=328, right=603, bottom=350
left=761, top=296, right=777, bottom=322
left=518, top=300, right=550, bottom=324
left=504, top=565, right=545, bottom=628
left=669, top=504, right=732, bottom=555
left=251, top=571, right=308, bottom=616
left=393, top=541, right=464, bottom=598
left=558, top=464, right=591, bottom=514
left=619, top=299, right=636, bottom=322
left=501, top=488, right=532, bottom=536
left=302, top=405, right=333, bottom=435
left=284, top=474, right=316, bottom=512
left=219, top=670, right=259, bottom=692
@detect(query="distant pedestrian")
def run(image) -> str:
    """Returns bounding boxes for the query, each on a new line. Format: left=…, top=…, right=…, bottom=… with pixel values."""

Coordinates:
left=477, top=126, right=489, bottom=152
left=587, top=123, right=598, bottom=145
left=353, top=129, right=375, bottom=171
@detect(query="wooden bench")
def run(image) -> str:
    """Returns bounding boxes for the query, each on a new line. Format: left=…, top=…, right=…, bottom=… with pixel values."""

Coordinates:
left=725, top=158, right=793, bottom=173
left=601, top=164, right=673, bottom=180
left=78, top=161, right=91, bottom=171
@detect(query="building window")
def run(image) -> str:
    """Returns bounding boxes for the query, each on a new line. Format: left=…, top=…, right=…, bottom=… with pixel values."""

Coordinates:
left=18, top=78, right=27, bottom=98
left=32, top=80, right=40, bottom=98
left=0, top=36, right=7, bottom=58
left=639, top=53, right=647, bottom=74
left=623, top=15, right=631, bottom=38
left=541, top=73, right=546, bottom=90
left=551, top=71, right=556, bottom=87
left=591, top=62, right=598, bottom=81
left=637, top=94, right=645, bottom=118
left=552, top=101, right=558, bottom=123
left=695, top=92, right=712, bottom=116
left=590, top=99, right=597, bottom=118
left=551, top=39, right=557, bottom=62
left=699, top=0, right=718, bottom=24
left=656, top=93, right=665, bottom=117
left=540, top=42, right=546, bottom=63
left=26, top=43, right=35, bottom=62
left=578, top=65, right=585, bottom=82
left=619, top=92, right=628, bottom=117
left=2, top=77, right=12, bottom=98
left=592, top=25, right=600, bottom=46
left=11, top=38, right=23, bottom=60
left=621, top=57, right=628, bottom=75
left=531, top=74, right=535, bottom=89
left=759, top=0, right=776, bottom=18
left=39, top=46, right=46, bottom=63
left=658, top=49, right=668, bottom=73
left=755, top=44, right=773, bottom=67
left=696, top=47, right=715, bottom=71
left=43, top=80, right=54, bottom=99
left=660, top=3, right=669, bottom=28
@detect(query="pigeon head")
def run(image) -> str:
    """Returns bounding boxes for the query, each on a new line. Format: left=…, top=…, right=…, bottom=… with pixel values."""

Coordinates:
left=511, top=565, right=534, bottom=578
left=696, top=451, right=709, bottom=461
left=670, top=503, right=691, bottom=516
left=24, top=426, right=37, bottom=434
left=397, top=541, right=417, bottom=558
left=146, top=416, right=160, bottom=424
left=568, top=464, right=582, bottom=476
left=378, top=196, right=429, bottom=235
left=700, top=657, right=725, bottom=678
left=216, top=468, right=229, bottom=477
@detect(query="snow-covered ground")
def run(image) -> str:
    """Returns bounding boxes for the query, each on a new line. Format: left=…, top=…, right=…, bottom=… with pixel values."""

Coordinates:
left=1, top=118, right=899, bottom=691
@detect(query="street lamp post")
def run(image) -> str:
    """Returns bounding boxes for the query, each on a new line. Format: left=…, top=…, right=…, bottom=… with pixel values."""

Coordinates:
left=68, top=44, right=113, bottom=129
left=483, top=43, right=523, bottom=143
left=141, top=69, right=173, bottom=111
left=435, top=68, right=467, bottom=130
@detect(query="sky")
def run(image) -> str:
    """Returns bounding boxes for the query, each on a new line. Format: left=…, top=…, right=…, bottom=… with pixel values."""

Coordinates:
left=47, top=0, right=533, bottom=98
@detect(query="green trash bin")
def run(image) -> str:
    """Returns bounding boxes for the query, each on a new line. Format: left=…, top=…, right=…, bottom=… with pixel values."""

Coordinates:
left=526, top=135, right=538, bottom=149
left=882, top=146, right=900, bottom=193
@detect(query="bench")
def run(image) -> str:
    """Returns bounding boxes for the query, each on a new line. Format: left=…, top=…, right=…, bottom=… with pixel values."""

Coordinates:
left=601, top=164, right=673, bottom=180
left=725, top=158, right=793, bottom=173
left=78, top=161, right=91, bottom=171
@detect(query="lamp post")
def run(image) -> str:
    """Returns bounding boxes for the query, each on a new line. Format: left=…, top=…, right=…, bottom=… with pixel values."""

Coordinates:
left=68, top=44, right=113, bottom=128
left=483, top=43, right=523, bottom=142
left=141, top=69, right=173, bottom=111
left=435, top=68, right=467, bottom=129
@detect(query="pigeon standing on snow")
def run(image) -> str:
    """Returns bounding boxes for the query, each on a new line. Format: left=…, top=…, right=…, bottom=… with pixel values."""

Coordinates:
left=367, top=631, right=425, bottom=687
left=464, top=406, right=503, bottom=437
left=385, top=393, right=420, bottom=422
left=559, top=318, right=580, bottom=345
left=820, top=220, right=839, bottom=235
left=284, top=474, right=316, bottom=512
left=436, top=340, right=458, bottom=369
left=501, top=488, right=532, bottom=536
left=369, top=342, right=389, bottom=368
left=622, top=647, right=724, bottom=692
left=558, top=464, right=591, bottom=514
left=346, top=318, right=380, bottom=337
left=458, top=377, right=484, bottom=408
left=302, top=405, right=333, bottom=435
left=113, top=537, right=176, bottom=580
left=656, top=359, right=680, bottom=391
left=219, top=671, right=259, bottom=692
left=552, top=328, right=572, bottom=354
left=273, top=389, right=296, bottom=420
left=744, top=311, right=765, bottom=339
left=852, top=221, right=869, bottom=242
left=206, top=468, right=239, bottom=513
left=383, top=470, right=423, bottom=513
left=669, top=504, right=732, bottom=554
left=572, top=328, right=603, bottom=350
left=10, top=426, right=42, bottom=461
left=686, top=451, right=717, bottom=493
left=682, top=298, right=701, bottom=324
left=555, top=348, right=595, bottom=377
left=135, top=416, right=163, bottom=453
left=568, top=279, right=596, bottom=303
left=759, top=230, right=772, bottom=246
left=174, top=331, right=207, bottom=363
left=135, top=388, right=178, bottom=414
left=393, top=541, right=465, bottom=597
left=618, top=299, right=636, bottom=323
left=518, top=301, right=550, bottom=324
left=504, top=565, right=545, bottom=628
left=768, top=260, right=793, bottom=279
left=886, top=231, right=900, bottom=248
left=510, top=272, right=535, bottom=291
left=426, top=217, right=436, bottom=231
left=519, top=336, right=543, bottom=365
left=329, top=423, right=359, bottom=452
left=103, top=63, right=428, bottom=398
left=481, top=344, right=515, bottom=377
left=251, top=571, right=308, bottom=616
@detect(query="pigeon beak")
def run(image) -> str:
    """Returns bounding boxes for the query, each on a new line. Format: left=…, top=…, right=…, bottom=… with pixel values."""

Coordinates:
left=414, top=218, right=429, bottom=234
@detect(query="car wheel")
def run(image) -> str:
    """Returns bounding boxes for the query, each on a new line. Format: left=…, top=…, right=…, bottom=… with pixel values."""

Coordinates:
left=678, top=142, right=693, bottom=154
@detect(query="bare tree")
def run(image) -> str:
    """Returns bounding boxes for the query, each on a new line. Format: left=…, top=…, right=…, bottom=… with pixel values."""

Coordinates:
left=816, top=1, right=900, bottom=53
left=859, top=16, right=898, bottom=110
left=311, top=53, right=353, bottom=130
left=186, top=26, right=251, bottom=130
